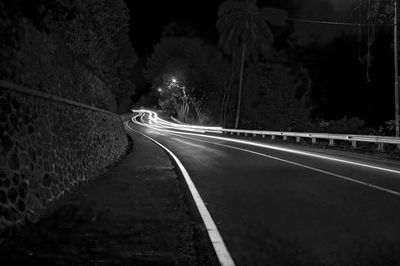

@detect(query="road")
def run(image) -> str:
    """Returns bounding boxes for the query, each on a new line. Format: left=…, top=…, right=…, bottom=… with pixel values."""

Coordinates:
left=126, top=111, right=400, bottom=266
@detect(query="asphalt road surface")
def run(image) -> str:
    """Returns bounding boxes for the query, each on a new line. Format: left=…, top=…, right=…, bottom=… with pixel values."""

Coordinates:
left=126, top=111, right=400, bottom=266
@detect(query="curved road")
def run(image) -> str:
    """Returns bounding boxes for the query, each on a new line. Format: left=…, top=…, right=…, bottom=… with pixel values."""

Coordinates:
left=126, top=111, right=400, bottom=266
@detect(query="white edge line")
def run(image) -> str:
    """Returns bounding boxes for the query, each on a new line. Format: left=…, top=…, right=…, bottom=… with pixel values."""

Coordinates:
left=125, top=120, right=236, bottom=266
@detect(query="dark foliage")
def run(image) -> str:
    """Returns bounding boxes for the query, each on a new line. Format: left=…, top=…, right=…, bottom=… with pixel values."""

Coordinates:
left=144, top=36, right=229, bottom=123
left=0, top=0, right=137, bottom=112
left=288, top=31, right=394, bottom=128
left=226, top=53, right=311, bottom=131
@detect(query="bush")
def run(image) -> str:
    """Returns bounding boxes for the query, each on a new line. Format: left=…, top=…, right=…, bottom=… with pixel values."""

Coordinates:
left=4, top=19, right=117, bottom=111
left=318, top=117, right=366, bottom=134
left=239, top=55, right=312, bottom=131
left=0, top=0, right=136, bottom=112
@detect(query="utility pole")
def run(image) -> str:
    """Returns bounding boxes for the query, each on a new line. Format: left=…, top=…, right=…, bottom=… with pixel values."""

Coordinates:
left=395, top=0, right=400, bottom=137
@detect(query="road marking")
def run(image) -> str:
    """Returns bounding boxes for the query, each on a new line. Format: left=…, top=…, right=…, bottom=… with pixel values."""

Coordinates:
left=159, top=130, right=400, bottom=198
left=132, top=112, right=400, bottom=196
left=125, top=121, right=235, bottom=266
left=171, top=137, right=209, bottom=149
left=140, top=124, right=400, bottom=176
left=133, top=111, right=400, bottom=176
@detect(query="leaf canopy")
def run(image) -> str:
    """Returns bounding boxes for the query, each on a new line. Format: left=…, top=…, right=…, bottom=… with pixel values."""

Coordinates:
left=216, top=0, right=274, bottom=61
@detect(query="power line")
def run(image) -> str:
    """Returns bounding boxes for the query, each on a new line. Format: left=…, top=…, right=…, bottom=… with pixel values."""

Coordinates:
left=287, top=18, right=393, bottom=27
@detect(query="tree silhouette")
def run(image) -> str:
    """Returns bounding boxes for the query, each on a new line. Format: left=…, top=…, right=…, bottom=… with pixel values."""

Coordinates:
left=0, top=0, right=137, bottom=112
left=144, top=37, right=222, bottom=122
left=217, top=0, right=274, bottom=128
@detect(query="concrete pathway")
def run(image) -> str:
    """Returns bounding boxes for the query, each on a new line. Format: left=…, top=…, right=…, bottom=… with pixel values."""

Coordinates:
left=0, top=129, right=215, bottom=265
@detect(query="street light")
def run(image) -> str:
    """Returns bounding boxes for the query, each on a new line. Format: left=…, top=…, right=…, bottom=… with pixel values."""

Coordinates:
left=157, top=88, right=162, bottom=92
left=171, top=78, right=177, bottom=83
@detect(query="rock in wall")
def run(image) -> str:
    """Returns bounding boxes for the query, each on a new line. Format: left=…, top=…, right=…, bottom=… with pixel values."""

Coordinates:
left=0, top=82, right=128, bottom=231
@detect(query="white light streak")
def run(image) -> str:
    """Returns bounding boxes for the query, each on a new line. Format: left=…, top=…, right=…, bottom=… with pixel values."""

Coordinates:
left=131, top=110, right=400, bottom=176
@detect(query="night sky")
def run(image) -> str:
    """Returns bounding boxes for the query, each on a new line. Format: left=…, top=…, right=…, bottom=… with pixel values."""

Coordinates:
left=127, top=0, right=353, bottom=58
left=127, top=0, right=224, bottom=57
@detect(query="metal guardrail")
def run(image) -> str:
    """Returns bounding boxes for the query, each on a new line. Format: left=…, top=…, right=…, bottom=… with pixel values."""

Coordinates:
left=220, top=128, right=400, bottom=150
left=133, top=109, right=400, bottom=150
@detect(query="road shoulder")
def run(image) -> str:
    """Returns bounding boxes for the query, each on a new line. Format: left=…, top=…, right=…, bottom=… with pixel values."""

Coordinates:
left=0, top=127, right=216, bottom=265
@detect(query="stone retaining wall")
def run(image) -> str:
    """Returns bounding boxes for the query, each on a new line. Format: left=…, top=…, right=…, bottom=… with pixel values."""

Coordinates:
left=0, top=81, right=128, bottom=231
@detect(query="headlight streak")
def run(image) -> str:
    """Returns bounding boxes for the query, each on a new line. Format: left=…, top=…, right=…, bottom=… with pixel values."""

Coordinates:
left=132, top=109, right=223, bottom=134
left=129, top=111, right=400, bottom=197
left=131, top=110, right=400, bottom=177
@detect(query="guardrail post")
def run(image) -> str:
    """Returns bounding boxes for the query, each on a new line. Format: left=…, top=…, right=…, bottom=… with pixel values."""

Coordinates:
left=217, top=127, right=397, bottom=150
left=377, top=142, right=384, bottom=151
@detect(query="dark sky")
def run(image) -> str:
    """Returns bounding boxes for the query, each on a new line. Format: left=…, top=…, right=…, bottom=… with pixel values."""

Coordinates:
left=126, top=0, right=224, bottom=57
left=126, top=0, right=353, bottom=58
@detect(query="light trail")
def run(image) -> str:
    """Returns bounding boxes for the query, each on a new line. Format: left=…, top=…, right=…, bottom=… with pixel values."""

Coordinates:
left=131, top=110, right=400, bottom=176
left=132, top=109, right=223, bottom=134
left=164, top=130, right=400, bottom=197
left=132, top=110, right=400, bottom=177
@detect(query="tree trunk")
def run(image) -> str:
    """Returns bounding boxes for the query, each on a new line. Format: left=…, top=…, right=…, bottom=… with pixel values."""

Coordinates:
left=192, top=97, right=202, bottom=122
left=234, top=43, right=246, bottom=129
left=219, top=81, right=227, bottom=123
left=221, top=63, right=235, bottom=127
left=223, top=86, right=231, bottom=126
left=220, top=80, right=229, bottom=125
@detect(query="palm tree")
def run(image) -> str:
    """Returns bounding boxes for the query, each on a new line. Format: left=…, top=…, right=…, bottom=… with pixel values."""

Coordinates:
left=217, top=0, right=274, bottom=129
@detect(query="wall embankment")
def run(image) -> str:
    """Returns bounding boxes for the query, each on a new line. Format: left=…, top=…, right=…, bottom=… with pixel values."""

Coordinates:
left=0, top=80, right=128, bottom=231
